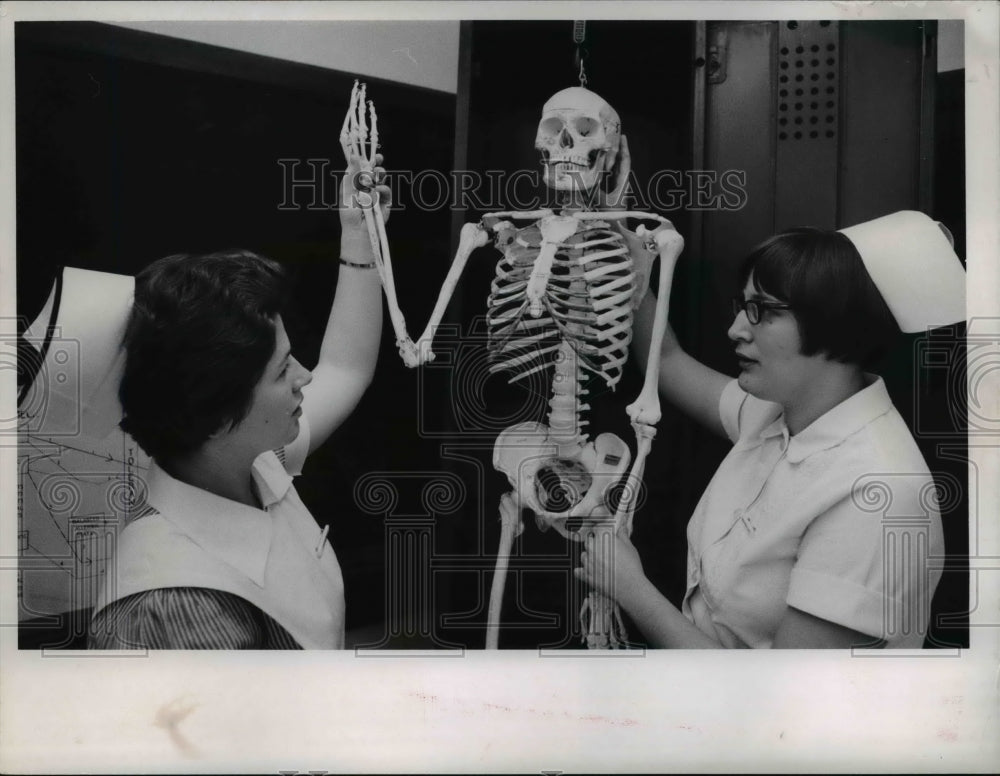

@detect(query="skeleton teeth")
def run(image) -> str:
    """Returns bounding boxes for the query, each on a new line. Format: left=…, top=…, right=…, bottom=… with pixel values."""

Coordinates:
left=549, top=156, right=591, bottom=168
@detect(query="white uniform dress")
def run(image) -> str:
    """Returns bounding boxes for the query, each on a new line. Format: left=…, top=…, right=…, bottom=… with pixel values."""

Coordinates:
left=681, top=376, right=944, bottom=648
left=90, top=414, right=346, bottom=649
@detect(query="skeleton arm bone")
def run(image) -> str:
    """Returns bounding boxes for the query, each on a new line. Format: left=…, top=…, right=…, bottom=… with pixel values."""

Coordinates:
left=626, top=226, right=685, bottom=426
left=612, top=229, right=683, bottom=533
left=395, top=221, right=492, bottom=367
left=363, top=195, right=410, bottom=352
left=631, top=302, right=731, bottom=439
left=612, top=422, right=655, bottom=537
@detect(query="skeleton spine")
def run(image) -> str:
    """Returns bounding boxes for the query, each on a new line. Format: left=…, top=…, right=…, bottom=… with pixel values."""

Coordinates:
left=547, top=336, right=588, bottom=455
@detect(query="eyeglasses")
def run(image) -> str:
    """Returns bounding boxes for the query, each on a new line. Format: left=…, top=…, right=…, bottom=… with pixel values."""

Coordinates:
left=731, top=297, right=793, bottom=325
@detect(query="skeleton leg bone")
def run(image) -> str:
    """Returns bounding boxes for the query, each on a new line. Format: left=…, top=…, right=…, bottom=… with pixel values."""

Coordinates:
left=486, top=492, right=524, bottom=650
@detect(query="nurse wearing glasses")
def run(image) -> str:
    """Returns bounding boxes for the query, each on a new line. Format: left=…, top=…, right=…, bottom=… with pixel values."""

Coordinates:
left=577, top=212, right=966, bottom=648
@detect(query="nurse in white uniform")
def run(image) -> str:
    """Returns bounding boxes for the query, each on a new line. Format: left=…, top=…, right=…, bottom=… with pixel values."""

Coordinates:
left=86, top=148, right=390, bottom=649
left=577, top=211, right=965, bottom=648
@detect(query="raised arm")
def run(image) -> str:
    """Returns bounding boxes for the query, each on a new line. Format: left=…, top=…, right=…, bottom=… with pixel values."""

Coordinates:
left=300, top=143, right=392, bottom=455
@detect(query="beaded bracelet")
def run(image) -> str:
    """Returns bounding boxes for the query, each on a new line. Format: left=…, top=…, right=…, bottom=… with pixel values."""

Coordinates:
left=339, top=258, right=377, bottom=269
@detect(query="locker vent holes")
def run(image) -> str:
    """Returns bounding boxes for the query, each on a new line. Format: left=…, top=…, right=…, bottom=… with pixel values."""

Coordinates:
left=777, top=23, right=838, bottom=142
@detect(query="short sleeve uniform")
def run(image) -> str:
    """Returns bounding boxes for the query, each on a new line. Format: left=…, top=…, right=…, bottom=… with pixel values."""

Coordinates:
left=89, top=414, right=346, bottom=649
left=682, top=376, right=943, bottom=648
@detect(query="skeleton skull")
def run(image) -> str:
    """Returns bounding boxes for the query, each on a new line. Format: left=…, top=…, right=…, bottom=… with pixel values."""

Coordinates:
left=535, top=87, right=621, bottom=192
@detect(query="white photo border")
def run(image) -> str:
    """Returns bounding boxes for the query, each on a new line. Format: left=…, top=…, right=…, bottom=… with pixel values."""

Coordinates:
left=1, top=2, right=998, bottom=773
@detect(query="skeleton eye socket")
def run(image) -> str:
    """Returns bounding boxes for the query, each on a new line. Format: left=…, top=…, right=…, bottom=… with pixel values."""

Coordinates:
left=539, top=117, right=566, bottom=137
left=573, top=117, right=600, bottom=137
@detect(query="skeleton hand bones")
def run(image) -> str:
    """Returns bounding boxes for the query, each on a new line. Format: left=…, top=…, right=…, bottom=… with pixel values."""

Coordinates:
left=340, top=81, right=418, bottom=355
left=339, top=81, right=391, bottom=230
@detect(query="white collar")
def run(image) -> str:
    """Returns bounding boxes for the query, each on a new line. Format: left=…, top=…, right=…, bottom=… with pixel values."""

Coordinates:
left=736, top=375, right=894, bottom=464
left=145, top=451, right=294, bottom=587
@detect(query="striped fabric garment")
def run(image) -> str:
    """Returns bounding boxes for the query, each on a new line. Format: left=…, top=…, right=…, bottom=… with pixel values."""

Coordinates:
left=88, top=587, right=302, bottom=649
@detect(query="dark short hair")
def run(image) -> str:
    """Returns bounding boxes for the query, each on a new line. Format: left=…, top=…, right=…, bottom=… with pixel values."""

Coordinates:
left=119, top=250, right=291, bottom=463
left=737, top=228, right=900, bottom=366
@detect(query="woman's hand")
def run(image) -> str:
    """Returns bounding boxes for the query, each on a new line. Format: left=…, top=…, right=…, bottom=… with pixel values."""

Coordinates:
left=574, top=530, right=648, bottom=608
left=575, top=530, right=725, bottom=648
left=339, top=147, right=392, bottom=243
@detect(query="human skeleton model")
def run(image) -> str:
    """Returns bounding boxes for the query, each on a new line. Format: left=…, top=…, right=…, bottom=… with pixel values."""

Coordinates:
left=343, top=82, right=684, bottom=649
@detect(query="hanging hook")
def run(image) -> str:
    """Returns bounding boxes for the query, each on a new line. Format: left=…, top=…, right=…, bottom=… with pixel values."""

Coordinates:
left=573, top=20, right=588, bottom=87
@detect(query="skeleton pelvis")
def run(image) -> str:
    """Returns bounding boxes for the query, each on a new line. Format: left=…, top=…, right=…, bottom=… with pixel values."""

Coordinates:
left=493, top=422, right=631, bottom=540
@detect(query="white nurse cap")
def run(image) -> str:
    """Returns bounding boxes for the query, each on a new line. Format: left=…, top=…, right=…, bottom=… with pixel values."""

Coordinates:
left=838, top=210, right=966, bottom=333
left=21, top=267, right=135, bottom=439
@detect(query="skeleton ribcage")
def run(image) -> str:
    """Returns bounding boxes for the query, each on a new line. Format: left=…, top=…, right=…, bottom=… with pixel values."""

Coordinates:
left=486, top=221, right=635, bottom=389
